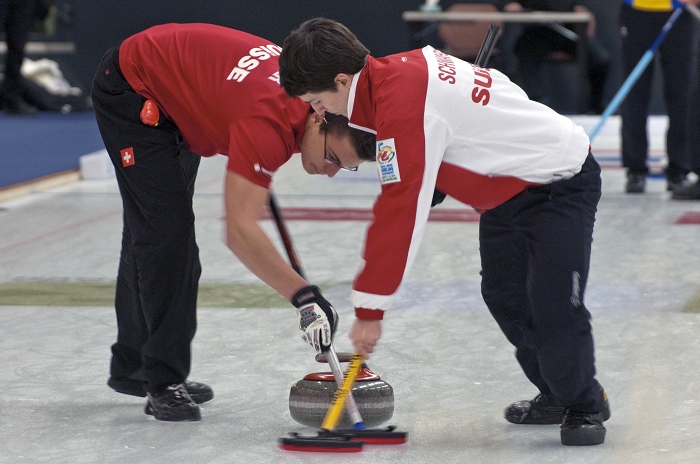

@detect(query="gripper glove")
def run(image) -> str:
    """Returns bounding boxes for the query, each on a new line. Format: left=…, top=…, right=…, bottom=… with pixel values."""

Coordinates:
left=292, top=285, right=338, bottom=353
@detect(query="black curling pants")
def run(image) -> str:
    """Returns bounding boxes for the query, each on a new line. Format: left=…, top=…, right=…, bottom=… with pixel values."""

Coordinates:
left=0, top=0, right=33, bottom=97
left=91, top=45, right=202, bottom=394
left=685, top=13, right=700, bottom=176
left=514, top=26, right=611, bottom=114
left=479, top=153, right=605, bottom=413
left=619, top=4, right=692, bottom=178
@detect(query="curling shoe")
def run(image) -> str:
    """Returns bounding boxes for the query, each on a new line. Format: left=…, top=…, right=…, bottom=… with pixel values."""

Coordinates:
left=625, top=172, right=646, bottom=193
left=666, top=173, right=687, bottom=192
left=109, top=377, right=213, bottom=404
left=1, top=96, right=37, bottom=115
left=505, top=393, right=565, bottom=424
left=505, top=388, right=610, bottom=425
left=672, top=180, right=700, bottom=200
left=145, top=383, right=201, bottom=421
left=560, top=410, right=605, bottom=445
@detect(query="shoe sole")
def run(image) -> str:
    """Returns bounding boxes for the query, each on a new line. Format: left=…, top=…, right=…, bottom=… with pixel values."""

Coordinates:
left=190, top=390, right=214, bottom=404
left=144, top=401, right=202, bottom=422
left=107, top=380, right=147, bottom=398
left=505, top=400, right=611, bottom=425
left=109, top=378, right=213, bottom=404
left=561, top=427, right=605, bottom=446
left=505, top=407, right=564, bottom=424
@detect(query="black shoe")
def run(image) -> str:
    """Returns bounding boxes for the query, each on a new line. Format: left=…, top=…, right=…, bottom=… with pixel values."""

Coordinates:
left=145, top=383, right=201, bottom=421
left=667, top=174, right=687, bottom=192
left=504, top=393, right=565, bottom=424
left=2, top=97, right=38, bottom=115
left=505, top=388, right=611, bottom=425
left=560, top=410, right=606, bottom=445
left=625, top=172, right=646, bottom=193
left=672, top=180, right=700, bottom=200
left=108, top=377, right=214, bottom=404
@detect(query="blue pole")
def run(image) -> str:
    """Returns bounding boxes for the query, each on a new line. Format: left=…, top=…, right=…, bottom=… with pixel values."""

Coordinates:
left=588, top=6, right=686, bottom=141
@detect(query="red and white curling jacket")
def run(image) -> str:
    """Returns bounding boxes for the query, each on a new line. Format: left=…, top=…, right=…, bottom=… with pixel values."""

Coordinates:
left=348, top=46, right=591, bottom=319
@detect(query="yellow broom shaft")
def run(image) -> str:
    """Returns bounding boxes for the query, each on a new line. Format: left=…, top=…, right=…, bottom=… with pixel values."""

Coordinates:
left=320, top=352, right=363, bottom=430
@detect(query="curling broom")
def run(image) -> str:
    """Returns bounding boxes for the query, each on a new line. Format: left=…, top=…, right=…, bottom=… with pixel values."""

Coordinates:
left=588, top=6, right=686, bottom=141
left=279, top=352, right=365, bottom=452
left=270, top=193, right=407, bottom=450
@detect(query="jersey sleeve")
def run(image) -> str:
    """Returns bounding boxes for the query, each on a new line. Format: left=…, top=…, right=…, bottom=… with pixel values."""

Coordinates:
left=351, top=78, right=448, bottom=313
left=227, top=117, right=292, bottom=189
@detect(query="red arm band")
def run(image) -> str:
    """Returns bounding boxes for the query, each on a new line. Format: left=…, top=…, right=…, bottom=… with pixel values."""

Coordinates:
left=355, top=307, right=385, bottom=320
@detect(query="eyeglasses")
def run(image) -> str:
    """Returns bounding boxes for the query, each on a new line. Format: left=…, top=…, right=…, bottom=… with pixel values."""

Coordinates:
left=323, top=122, right=359, bottom=172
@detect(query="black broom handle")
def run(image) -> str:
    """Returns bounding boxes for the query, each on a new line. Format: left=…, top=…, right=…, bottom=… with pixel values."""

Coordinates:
left=268, top=193, right=307, bottom=280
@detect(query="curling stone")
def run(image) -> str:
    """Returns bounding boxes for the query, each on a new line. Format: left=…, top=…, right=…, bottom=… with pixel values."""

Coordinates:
left=289, top=352, right=394, bottom=428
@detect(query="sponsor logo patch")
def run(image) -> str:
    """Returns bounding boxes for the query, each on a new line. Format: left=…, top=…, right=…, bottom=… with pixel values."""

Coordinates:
left=254, top=163, right=274, bottom=179
left=298, top=306, right=319, bottom=331
left=376, top=139, right=401, bottom=184
left=120, top=147, right=135, bottom=167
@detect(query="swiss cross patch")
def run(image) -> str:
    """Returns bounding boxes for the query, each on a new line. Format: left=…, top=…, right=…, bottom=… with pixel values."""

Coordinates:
left=120, top=147, right=135, bottom=167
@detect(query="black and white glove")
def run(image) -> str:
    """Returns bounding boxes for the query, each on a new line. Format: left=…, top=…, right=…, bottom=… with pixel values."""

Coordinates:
left=292, top=285, right=338, bottom=352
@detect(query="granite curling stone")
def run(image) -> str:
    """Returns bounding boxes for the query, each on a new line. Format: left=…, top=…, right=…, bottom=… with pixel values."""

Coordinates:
left=289, top=352, right=394, bottom=428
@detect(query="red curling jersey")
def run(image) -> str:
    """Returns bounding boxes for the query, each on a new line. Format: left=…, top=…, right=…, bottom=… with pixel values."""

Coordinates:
left=119, top=23, right=309, bottom=188
left=349, top=47, right=590, bottom=313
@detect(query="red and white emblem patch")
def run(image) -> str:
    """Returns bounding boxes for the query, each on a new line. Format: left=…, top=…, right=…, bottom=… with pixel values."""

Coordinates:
left=120, top=147, right=135, bottom=167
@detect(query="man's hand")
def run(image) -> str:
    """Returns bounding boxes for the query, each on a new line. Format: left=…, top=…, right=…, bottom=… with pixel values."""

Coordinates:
left=503, top=2, right=524, bottom=12
left=349, top=318, right=382, bottom=359
left=573, top=5, right=596, bottom=37
left=292, top=285, right=338, bottom=352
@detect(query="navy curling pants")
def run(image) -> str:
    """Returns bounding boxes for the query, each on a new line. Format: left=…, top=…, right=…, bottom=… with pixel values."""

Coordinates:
left=91, top=45, right=202, bottom=394
left=479, top=153, right=605, bottom=413
left=619, top=4, right=692, bottom=178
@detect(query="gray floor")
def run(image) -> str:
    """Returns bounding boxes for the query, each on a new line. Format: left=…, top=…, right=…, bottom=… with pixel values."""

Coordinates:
left=1, top=116, right=700, bottom=463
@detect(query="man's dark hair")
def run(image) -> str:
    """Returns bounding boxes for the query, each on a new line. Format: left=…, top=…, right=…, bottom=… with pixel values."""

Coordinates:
left=323, top=112, right=376, bottom=162
left=279, top=18, right=369, bottom=97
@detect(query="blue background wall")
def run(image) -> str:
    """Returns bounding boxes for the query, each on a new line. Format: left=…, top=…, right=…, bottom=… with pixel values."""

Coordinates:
left=2, top=0, right=685, bottom=189
left=50, top=0, right=637, bottom=113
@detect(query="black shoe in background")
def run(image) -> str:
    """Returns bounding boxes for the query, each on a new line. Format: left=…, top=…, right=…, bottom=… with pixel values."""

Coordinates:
left=109, top=376, right=214, bottom=404
left=560, top=410, right=606, bottom=445
left=625, top=172, right=646, bottom=193
left=672, top=180, right=700, bottom=200
left=667, top=173, right=687, bottom=192
left=2, top=95, right=38, bottom=115
left=145, top=383, right=201, bottom=422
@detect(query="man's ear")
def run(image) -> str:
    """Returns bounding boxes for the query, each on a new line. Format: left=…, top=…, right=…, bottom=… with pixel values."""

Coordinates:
left=311, top=110, right=325, bottom=124
left=334, top=73, right=353, bottom=89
